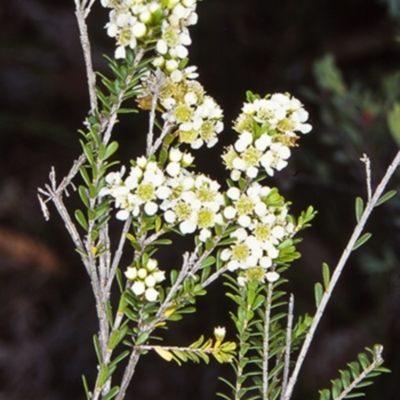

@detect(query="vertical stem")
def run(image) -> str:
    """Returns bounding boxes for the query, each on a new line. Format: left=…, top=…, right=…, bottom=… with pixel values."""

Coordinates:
left=74, top=1, right=97, bottom=113
left=263, top=282, right=273, bottom=399
left=280, top=294, right=294, bottom=400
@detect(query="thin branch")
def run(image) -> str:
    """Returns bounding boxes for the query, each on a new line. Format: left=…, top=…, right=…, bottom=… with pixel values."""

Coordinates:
left=282, top=149, right=400, bottom=400
left=84, top=0, right=98, bottom=18
left=280, top=294, right=294, bottom=400
left=263, top=282, right=273, bottom=400
left=106, top=217, right=132, bottom=293
left=74, top=0, right=97, bottom=113
left=360, top=153, right=372, bottom=201
left=146, top=70, right=166, bottom=157
left=334, top=345, right=384, bottom=400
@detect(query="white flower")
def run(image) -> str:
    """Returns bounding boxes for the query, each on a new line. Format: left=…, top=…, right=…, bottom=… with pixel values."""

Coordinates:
left=214, top=326, right=226, bottom=341
left=125, top=267, right=137, bottom=280
left=182, top=152, right=194, bottom=166
left=145, top=287, right=159, bottom=302
left=145, top=275, right=156, bottom=288
left=147, top=259, right=158, bottom=271
left=166, top=59, right=179, bottom=72
left=132, top=22, right=147, bottom=38
left=166, top=162, right=181, bottom=176
left=138, top=268, right=147, bottom=279
left=131, top=281, right=146, bottom=296
left=153, top=270, right=166, bottom=283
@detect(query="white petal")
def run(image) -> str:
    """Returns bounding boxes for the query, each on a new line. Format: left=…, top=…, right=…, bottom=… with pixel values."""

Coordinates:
left=266, top=271, right=280, bottom=283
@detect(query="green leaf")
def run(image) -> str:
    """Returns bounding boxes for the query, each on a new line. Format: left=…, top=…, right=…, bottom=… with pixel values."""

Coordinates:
left=355, top=196, right=364, bottom=222
left=136, top=332, right=150, bottom=345
left=117, top=108, right=138, bottom=114
left=102, top=387, right=120, bottom=400
left=78, top=186, right=89, bottom=208
left=375, top=189, right=397, bottom=207
left=105, top=300, right=113, bottom=327
left=352, top=232, right=372, bottom=251
left=314, top=282, right=324, bottom=307
left=201, top=256, right=216, bottom=268
left=97, top=364, right=109, bottom=388
left=103, top=141, right=119, bottom=160
left=319, top=388, right=331, bottom=400
left=93, top=334, right=102, bottom=364
left=322, top=263, right=330, bottom=290
left=170, top=269, right=178, bottom=285
left=82, top=375, right=91, bottom=400
left=109, top=350, right=129, bottom=369
left=75, top=209, right=88, bottom=230
left=108, top=326, right=128, bottom=350
left=81, top=141, right=96, bottom=167
left=331, top=378, right=342, bottom=398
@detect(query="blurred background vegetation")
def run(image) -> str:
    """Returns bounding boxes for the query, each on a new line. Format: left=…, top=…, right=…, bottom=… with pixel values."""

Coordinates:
left=1, top=0, right=400, bottom=399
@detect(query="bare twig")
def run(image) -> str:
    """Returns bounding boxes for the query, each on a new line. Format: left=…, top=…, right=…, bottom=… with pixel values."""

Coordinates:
left=360, top=153, right=372, bottom=201
left=74, top=0, right=97, bottom=113
left=282, top=150, right=400, bottom=400
left=280, top=294, right=294, bottom=400
left=106, top=217, right=132, bottom=293
left=146, top=70, right=166, bottom=157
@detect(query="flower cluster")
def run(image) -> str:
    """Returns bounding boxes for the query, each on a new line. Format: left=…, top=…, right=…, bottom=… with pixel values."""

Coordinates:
left=139, top=66, right=224, bottom=149
left=101, top=0, right=198, bottom=61
left=220, top=182, right=295, bottom=283
left=223, top=93, right=312, bottom=180
left=101, top=148, right=225, bottom=239
left=125, top=258, right=165, bottom=301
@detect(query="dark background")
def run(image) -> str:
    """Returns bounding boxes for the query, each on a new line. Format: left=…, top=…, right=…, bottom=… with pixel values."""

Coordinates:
left=1, top=0, right=400, bottom=399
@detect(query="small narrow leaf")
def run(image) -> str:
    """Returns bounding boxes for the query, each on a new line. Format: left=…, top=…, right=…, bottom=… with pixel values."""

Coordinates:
left=319, top=388, right=331, bottom=400
left=352, top=232, right=372, bottom=251
left=355, top=196, right=364, bottom=222
left=136, top=332, right=150, bottom=345
left=75, top=209, right=88, bottom=230
left=82, top=375, right=91, bottom=400
left=322, top=263, right=330, bottom=290
left=93, top=334, right=102, bottom=364
left=154, top=347, right=173, bottom=361
left=97, top=364, right=109, bottom=388
left=102, top=387, right=120, bottom=400
left=375, top=189, right=397, bottom=207
left=103, top=141, right=119, bottom=160
left=78, top=186, right=89, bottom=208
left=314, top=282, right=324, bottom=308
